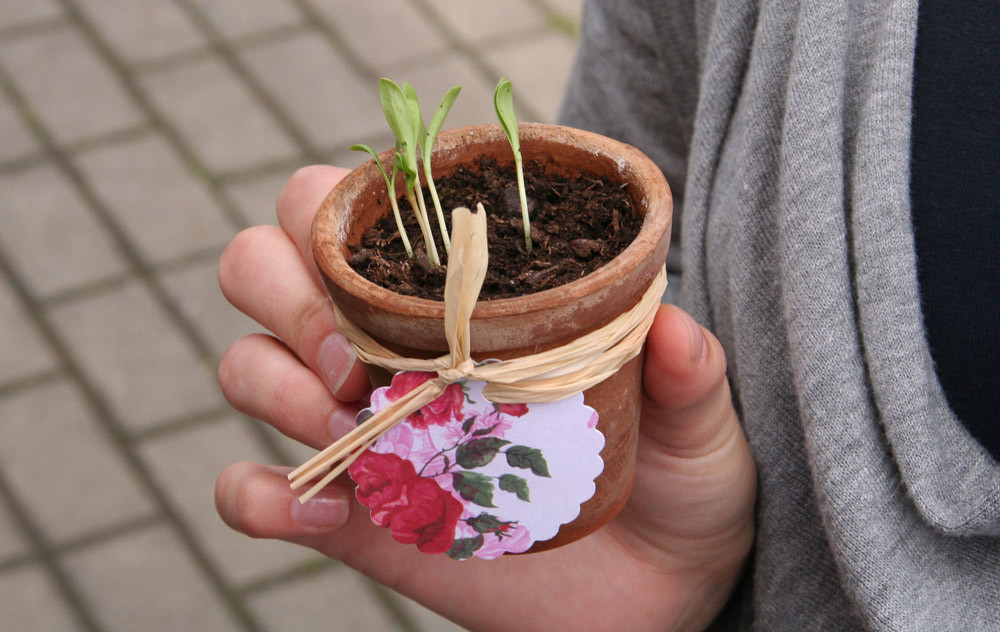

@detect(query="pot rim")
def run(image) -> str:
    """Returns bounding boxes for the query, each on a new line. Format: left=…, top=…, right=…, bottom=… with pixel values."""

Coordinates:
left=312, top=122, right=672, bottom=320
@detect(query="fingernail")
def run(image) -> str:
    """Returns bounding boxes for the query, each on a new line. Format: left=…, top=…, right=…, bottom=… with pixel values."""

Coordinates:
left=318, top=333, right=355, bottom=395
left=328, top=406, right=359, bottom=439
left=290, top=495, right=348, bottom=529
left=678, top=309, right=707, bottom=364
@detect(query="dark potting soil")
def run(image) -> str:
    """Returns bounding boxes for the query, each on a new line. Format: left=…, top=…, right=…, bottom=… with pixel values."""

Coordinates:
left=348, top=157, right=642, bottom=301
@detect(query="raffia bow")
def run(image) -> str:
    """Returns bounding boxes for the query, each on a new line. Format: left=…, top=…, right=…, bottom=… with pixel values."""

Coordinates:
left=289, top=204, right=667, bottom=502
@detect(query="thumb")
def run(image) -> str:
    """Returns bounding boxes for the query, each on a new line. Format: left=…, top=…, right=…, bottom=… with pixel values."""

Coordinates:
left=640, top=304, right=737, bottom=456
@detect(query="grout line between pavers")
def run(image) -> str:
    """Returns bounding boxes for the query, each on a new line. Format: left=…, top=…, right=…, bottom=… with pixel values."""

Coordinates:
left=404, top=0, right=545, bottom=123
left=52, top=0, right=253, bottom=233
left=51, top=0, right=297, bottom=469
left=0, top=461, right=103, bottom=631
left=236, top=556, right=337, bottom=596
left=0, top=41, right=270, bottom=632
left=129, top=404, right=235, bottom=444
left=0, top=16, right=69, bottom=42
left=40, top=243, right=227, bottom=310
left=0, top=368, right=67, bottom=399
left=0, top=237, right=263, bottom=632
left=132, top=21, right=310, bottom=76
left=169, top=0, right=325, bottom=163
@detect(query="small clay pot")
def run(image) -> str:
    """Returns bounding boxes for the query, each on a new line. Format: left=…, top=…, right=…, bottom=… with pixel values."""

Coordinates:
left=312, top=123, right=672, bottom=551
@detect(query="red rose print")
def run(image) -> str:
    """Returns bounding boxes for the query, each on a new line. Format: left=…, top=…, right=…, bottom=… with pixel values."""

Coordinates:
left=497, top=402, right=529, bottom=417
left=348, top=451, right=463, bottom=555
left=385, top=477, right=464, bottom=554
left=385, top=371, right=466, bottom=429
left=385, top=371, right=435, bottom=401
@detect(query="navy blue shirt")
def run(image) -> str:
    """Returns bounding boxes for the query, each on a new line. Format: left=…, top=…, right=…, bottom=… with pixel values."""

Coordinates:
left=910, top=0, right=1000, bottom=459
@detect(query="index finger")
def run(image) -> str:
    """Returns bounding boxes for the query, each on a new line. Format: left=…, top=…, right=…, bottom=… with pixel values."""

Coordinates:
left=276, top=165, right=351, bottom=285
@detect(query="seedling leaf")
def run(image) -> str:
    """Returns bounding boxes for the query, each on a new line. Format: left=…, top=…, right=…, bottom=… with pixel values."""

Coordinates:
left=494, top=77, right=532, bottom=253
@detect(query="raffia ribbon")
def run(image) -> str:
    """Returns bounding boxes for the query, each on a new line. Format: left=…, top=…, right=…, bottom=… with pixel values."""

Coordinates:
left=289, top=204, right=667, bottom=502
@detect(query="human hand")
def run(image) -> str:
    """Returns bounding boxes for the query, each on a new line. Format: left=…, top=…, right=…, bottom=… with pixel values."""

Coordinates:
left=216, top=166, right=757, bottom=632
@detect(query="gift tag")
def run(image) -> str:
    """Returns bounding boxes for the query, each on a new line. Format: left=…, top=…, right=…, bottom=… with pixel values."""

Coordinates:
left=348, top=371, right=604, bottom=560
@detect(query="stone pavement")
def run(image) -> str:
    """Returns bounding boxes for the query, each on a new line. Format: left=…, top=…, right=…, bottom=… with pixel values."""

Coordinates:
left=0, top=1, right=584, bottom=630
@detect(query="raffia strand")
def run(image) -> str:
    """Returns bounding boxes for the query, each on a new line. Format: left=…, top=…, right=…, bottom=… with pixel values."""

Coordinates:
left=290, top=203, right=666, bottom=502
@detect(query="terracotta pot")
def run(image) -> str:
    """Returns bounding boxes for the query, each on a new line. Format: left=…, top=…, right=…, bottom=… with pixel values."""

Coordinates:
left=312, top=123, right=672, bottom=552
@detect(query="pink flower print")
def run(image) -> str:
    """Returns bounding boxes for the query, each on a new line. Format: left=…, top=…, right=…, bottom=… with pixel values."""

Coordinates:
left=475, top=523, right=533, bottom=559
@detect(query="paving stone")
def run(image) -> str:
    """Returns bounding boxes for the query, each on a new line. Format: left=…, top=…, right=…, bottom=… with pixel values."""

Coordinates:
left=240, top=31, right=384, bottom=151
left=383, top=54, right=496, bottom=131
left=158, top=257, right=264, bottom=359
left=308, top=0, right=445, bottom=68
left=138, top=414, right=321, bottom=586
left=0, top=0, right=61, bottom=27
left=0, top=163, right=129, bottom=298
left=259, top=421, right=321, bottom=467
left=481, top=32, right=579, bottom=123
left=223, top=170, right=290, bottom=226
left=73, top=133, right=235, bottom=263
left=0, top=27, right=145, bottom=145
left=73, top=0, right=205, bottom=63
left=247, top=565, right=402, bottom=631
left=48, top=280, right=222, bottom=431
left=139, top=55, right=299, bottom=174
left=422, top=0, right=545, bottom=44
left=62, top=524, right=242, bottom=632
left=189, top=0, right=302, bottom=40
left=0, top=92, right=39, bottom=163
left=0, top=564, right=83, bottom=632
left=0, top=274, right=58, bottom=385
left=0, top=379, right=155, bottom=544
left=0, top=498, right=29, bottom=564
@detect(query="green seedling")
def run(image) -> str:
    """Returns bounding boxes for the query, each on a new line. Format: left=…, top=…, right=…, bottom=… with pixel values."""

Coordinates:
left=405, top=84, right=462, bottom=255
left=494, top=77, right=531, bottom=254
left=379, top=78, right=440, bottom=267
left=349, top=143, right=413, bottom=258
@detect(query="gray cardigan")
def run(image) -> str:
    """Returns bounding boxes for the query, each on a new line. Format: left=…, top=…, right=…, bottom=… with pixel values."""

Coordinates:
left=560, top=0, right=1000, bottom=629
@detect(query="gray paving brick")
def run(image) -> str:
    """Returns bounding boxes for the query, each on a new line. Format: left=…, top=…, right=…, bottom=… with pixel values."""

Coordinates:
left=139, top=55, right=298, bottom=174
left=0, top=163, right=129, bottom=298
left=308, top=0, right=444, bottom=68
left=240, top=31, right=384, bottom=150
left=0, top=27, right=145, bottom=145
left=0, top=0, right=61, bottom=26
left=62, top=524, right=242, bottom=632
left=0, top=275, right=58, bottom=385
left=223, top=170, right=289, bottom=226
left=0, top=92, right=39, bottom=163
left=159, top=257, right=263, bottom=359
left=0, top=498, right=29, bottom=564
left=139, top=414, right=322, bottom=586
left=189, top=0, right=301, bottom=39
left=247, top=565, right=402, bottom=632
left=47, top=280, right=222, bottom=431
left=422, top=0, right=545, bottom=43
left=0, top=379, right=155, bottom=543
left=73, top=0, right=205, bottom=63
left=383, top=54, right=497, bottom=131
left=0, top=564, right=83, bottom=632
left=73, top=133, right=234, bottom=263
left=481, top=32, right=579, bottom=123
left=259, top=421, right=320, bottom=467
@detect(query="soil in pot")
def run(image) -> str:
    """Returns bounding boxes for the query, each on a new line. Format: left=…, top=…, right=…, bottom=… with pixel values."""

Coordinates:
left=348, top=157, right=643, bottom=300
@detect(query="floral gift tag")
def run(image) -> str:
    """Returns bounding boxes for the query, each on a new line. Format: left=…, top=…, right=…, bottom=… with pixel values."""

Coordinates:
left=348, top=371, right=605, bottom=560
